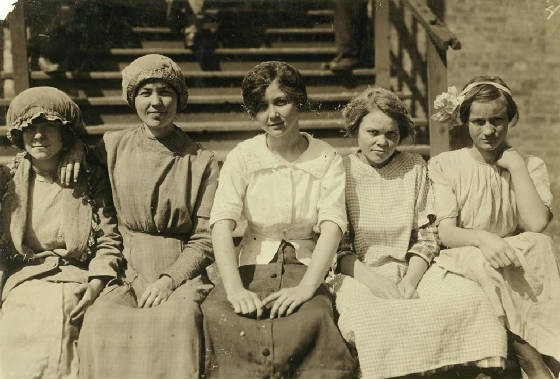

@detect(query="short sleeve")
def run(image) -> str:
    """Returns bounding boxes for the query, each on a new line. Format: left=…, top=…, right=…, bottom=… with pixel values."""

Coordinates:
left=526, top=156, right=553, bottom=209
left=209, top=148, right=247, bottom=228
left=316, top=152, right=347, bottom=234
left=428, top=155, right=459, bottom=223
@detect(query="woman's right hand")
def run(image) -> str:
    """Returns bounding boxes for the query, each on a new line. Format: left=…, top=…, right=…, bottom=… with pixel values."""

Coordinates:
left=226, top=288, right=263, bottom=319
left=59, top=139, right=85, bottom=185
left=476, top=231, right=521, bottom=269
left=138, top=275, right=174, bottom=308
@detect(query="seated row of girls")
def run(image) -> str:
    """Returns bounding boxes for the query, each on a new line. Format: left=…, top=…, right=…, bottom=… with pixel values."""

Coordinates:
left=333, top=75, right=560, bottom=379
left=0, top=55, right=218, bottom=379
left=0, top=56, right=557, bottom=379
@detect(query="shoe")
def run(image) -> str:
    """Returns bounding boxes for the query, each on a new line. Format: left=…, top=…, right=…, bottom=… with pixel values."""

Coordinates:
left=38, top=56, right=61, bottom=73
left=324, top=54, right=360, bottom=72
left=184, top=25, right=198, bottom=49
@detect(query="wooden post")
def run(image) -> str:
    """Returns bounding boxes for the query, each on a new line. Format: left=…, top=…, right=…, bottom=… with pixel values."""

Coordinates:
left=374, top=0, right=391, bottom=89
left=426, top=36, right=449, bottom=156
left=10, top=0, right=29, bottom=95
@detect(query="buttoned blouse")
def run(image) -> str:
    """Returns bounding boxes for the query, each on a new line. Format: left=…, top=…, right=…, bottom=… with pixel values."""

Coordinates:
left=210, top=133, right=347, bottom=266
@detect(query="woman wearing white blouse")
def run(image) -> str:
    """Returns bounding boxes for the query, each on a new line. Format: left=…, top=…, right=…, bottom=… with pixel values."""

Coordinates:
left=202, top=61, right=356, bottom=379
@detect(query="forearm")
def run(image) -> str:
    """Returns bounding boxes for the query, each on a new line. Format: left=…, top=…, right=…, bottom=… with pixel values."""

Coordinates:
left=89, top=177, right=123, bottom=279
left=212, top=220, right=245, bottom=294
left=438, top=219, right=488, bottom=249
left=509, top=166, right=550, bottom=232
left=161, top=218, right=214, bottom=286
left=300, top=221, right=342, bottom=289
left=402, top=255, right=428, bottom=288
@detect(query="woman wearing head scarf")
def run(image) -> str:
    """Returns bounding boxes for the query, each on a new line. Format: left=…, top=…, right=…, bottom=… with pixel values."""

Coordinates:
left=0, top=87, right=123, bottom=379
left=78, top=54, right=219, bottom=379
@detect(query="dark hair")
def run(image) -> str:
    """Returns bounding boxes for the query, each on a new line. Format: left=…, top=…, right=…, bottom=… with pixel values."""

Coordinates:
left=457, top=75, right=518, bottom=126
left=241, top=61, right=309, bottom=118
left=10, top=117, right=77, bottom=151
left=342, top=87, right=414, bottom=142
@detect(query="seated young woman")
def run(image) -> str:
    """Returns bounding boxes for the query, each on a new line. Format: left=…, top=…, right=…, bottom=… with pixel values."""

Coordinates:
left=77, top=54, right=219, bottom=379
left=429, top=76, right=560, bottom=378
left=331, top=87, right=508, bottom=379
left=0, top=86, right=123, bottom=379
left=202, top=61, right=357, bottom=379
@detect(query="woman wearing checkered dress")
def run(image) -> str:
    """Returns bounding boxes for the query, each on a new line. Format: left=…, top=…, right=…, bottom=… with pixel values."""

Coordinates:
left=331, top=87, right=507, bottom=379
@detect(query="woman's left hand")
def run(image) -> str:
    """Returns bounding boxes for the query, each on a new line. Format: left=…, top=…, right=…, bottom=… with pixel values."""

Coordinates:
left=496, top=147, right=525, bottom=172
left=59, top=140, right=85, bottom=185
left=70, top=278, right=105, bottom=322
left=138, top=276, right=174, bottom=308
left=262, top=284, right=316, bottom=318
left=396, top=279, right=419, bottom=299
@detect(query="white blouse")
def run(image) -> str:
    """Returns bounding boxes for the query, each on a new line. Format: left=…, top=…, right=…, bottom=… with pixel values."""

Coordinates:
left=210, top=133, right=347, bottom=266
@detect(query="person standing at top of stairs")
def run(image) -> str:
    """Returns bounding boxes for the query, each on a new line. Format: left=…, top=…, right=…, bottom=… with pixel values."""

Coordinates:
left=324, top=0, right=371, bottom=72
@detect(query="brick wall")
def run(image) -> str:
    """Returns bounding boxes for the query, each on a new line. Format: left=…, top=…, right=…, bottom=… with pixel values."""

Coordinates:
left=444, top=0, right=560, bottom=248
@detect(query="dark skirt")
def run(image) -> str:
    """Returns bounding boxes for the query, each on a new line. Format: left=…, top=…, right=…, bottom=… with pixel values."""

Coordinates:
left=202, top=241, right=357, bottom=379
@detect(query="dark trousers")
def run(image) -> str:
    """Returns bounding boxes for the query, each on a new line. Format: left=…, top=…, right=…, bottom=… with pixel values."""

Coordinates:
left=333, top=0, right=369, bottom=58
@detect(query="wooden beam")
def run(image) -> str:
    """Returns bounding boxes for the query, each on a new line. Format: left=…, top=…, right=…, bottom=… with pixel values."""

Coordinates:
left=374, top=0, right=391, bottom=89
left=9, top=1, right=29, bottom=94
left=426, top=36, right=449, bottom=156
left=403, top=0, right=460, bottom=51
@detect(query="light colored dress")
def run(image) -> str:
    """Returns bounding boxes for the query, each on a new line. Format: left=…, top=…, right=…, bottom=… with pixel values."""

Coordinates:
left=0, top=155, right=122, bottom=379
left=333, top=152, right=507, bottom=379
left=429, top=148, right=560, bottom=361
left=203, top=133, right=357, bottom=378
left=78, top=125, right=218, bottom=379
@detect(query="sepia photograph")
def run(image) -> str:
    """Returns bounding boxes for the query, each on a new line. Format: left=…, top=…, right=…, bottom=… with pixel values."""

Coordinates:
left=0, top=0, right=559, bottom=378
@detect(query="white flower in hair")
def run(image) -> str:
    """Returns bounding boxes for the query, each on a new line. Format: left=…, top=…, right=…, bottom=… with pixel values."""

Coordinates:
left=431, top=86, right=464, bottom=127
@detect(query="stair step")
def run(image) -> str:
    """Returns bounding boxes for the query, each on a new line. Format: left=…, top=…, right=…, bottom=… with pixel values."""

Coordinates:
left=0, top=90, right=409, bottom=107
left=0, top=92, right=390, bottom=107
left=0, top=140, right=429, bottom=166
left=0, top=118, right=426, bottom=135
left=105, top=46, right=336, bottom=56
left=24, top=68, right=375, bottom=81
left=307, top=9, right=333, bottom=16
left=132, top=26, right=333, bottom=36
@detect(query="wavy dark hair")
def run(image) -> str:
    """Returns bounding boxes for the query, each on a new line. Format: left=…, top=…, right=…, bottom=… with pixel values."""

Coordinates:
left=241, top=61, right=309, bottom=118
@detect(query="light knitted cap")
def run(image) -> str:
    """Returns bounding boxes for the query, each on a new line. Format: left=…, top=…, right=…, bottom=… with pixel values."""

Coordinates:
left=6, top=86, right=86, bottom=143
left=121, top=54, right=188, bottom=111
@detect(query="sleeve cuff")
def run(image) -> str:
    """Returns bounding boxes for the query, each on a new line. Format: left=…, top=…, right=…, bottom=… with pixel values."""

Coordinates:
left=405, top=250, right=433, bottom=266
left=159, top=253, right=207, bottom=289
left=88, top=257, right=119, bottom=279
left=317, top=215, right=347, bottom=235
left=209, top=211, right=241, bottom=229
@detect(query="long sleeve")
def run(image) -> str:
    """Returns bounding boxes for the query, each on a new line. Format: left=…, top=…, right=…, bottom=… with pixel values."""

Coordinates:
left=161, top=157, right=219, bottom=287
left=87, top=163, right=123, bottom=279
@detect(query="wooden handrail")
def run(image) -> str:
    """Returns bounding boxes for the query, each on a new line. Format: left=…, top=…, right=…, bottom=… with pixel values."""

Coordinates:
left=403, top=0, right=461, bottom=51
left=397, top=0, right=461, bottom=156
